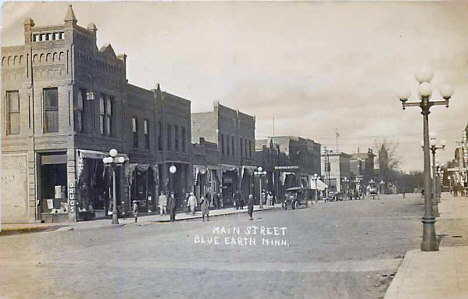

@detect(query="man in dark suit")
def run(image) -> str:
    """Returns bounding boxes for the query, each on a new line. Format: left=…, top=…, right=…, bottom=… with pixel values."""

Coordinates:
left=248, top=194, right=254, bottom=220
left=168, top=192, right=176, bottom=222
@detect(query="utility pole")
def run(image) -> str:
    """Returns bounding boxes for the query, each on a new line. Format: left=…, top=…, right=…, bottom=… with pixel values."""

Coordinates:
left=335, top=128, right=339, bottom=152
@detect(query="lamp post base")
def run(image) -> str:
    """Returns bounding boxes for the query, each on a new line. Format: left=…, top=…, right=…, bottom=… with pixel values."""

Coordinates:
left=112, top=213, right=119, bottom=225
left=421, top=216, right=439, bottom=251
left=432, top=201, right=440, bottom=217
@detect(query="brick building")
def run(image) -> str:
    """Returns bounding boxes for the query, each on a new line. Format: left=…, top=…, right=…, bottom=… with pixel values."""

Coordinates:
left=322, top=150, right=351, bottom=194
left=350, top=148, right=376, bottom=193
left=191, top=138, right=220, bottom=199
left=255, top=136, right=322, bottom=200
left=1, top=6, right=192, bottom=223
left=191, top=102, right=256, bottom=203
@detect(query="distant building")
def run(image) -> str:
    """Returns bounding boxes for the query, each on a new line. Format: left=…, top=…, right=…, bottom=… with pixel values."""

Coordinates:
left=255, top=136, right=321, bottom=199
left=191, top=102, right=256, bottom=203
left=448, top=126, right=468, bottom=191
left=322, top=150, right=351, bottom=194
left=350, top=148, right=376, bottom=192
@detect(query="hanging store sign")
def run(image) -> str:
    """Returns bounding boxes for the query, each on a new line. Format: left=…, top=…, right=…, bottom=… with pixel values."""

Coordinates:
left=274, top=166, right=299, bottom=170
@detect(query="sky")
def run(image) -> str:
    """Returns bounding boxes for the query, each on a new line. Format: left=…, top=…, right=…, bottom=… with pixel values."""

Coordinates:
left=2, top=1, right=468, bottom=172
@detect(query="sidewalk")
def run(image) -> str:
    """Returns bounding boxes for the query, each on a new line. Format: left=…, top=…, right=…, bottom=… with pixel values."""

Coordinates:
left=1, top=204, right=283, bottom=233
left=384, top=193, right=468, bottom=299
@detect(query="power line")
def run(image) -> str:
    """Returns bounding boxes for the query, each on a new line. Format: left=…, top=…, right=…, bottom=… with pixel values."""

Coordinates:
left=256, top=125, right=465, bottom=140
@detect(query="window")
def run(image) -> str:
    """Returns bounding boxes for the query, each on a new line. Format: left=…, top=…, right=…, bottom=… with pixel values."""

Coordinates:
left=75, top=90, right=85, bottom=133
left=232, top=136, right=235, bottom=158
left=99, top=96, right=105, bottom=135
left=43, top=88, right=58, bottom=133
left=221, top=134, right=225, bottom=156
left=249, top=140, right=252, bottom=158
left=106, top=96, right=113, bottom=136
left=244, top=139, right=248, bottom=157
left=174, top=125, right=179, bottom=152
left=144, top=119, right=149, bottom=149
left=6, top=91, right=20, bottom=135
left=157, top=121, right=162, bottom=151
left=181, top=127, right=186, bottom=152
left=227, top=135, right=230, bottom=156
left=132, top=117, right=138, bottom=148
left=239, top=138, right=244, bottom=158
left=167, top=124, right=171, bottom=151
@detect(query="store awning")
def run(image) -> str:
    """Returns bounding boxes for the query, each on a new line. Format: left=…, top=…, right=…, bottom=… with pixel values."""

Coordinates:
left=77, top=149, right=129, bottom=180
left=220, top=164, right=238, bottom=172
left=78, top=149, right=129, bottom=160
left=242, top=165, right=257, bottom=176
left=309, top=179, right=328, bottom=191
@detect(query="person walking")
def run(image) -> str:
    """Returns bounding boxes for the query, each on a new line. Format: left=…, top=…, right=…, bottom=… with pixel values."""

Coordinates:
left=260, top=190, right=266, bottom=209
left=267, top=192, right=273, bottom=208
left=213, top=192, right=219, bottom=209
left=168, top=192, right=176, bottom=222
left=205, top=191, right=212, bottom=208
left=239, top=193, right=244, bottom=210
left=234, top=191, right=241, bottom=210
left=201, top=196, right=210, bottom=221
left=132, top=200, right=139, bottom=223
left=188, top=192, right=197, bottom=216
left=247, top=194, right=254, bottom=220
left=184, top=193, right=190, bottom=214
left=219, top=193, right=224, bottom=208
left=158, top=191, right=167, bottom=216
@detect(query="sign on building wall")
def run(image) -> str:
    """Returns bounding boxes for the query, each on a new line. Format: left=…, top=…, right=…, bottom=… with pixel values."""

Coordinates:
left=1, top=154, right=29, bottom=221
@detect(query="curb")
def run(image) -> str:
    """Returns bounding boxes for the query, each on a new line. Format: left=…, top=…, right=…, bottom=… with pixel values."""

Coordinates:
left=2, top=206, right=285, bottom=234
left=151, top=206, right=283, bottom=223
left=383, top=249, right=415, bottom=299
left=54, top=223, right=126, bottom=232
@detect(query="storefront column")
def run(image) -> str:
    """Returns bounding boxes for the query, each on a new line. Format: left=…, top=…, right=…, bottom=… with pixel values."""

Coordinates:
left=68, top=149, right=77, bottom=222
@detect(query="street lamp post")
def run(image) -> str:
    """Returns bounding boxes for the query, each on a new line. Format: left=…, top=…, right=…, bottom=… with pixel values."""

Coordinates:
left=436, top=164, right=444, bottom=204
left=343, top=177, right=349, bottom=200
left=169, top=164, right=177, bottom=196
left=440, top=169, right=445, bottom=202
left=428, top=133, right=445, bottom=216
left=398, top=66, right=454, bottom=251
left=103, top=149, right=126, bottom=225
left=254, top=167, right=267, bottom=208
left=323, top=147, right=331, bottom=200
left=199, top=167, right=207, bottom=197
left=313, top=173, right=318, bottom=202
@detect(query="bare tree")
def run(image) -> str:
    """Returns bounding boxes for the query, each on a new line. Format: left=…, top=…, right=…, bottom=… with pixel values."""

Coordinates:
left=374, top=138, right=400, bottom=193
